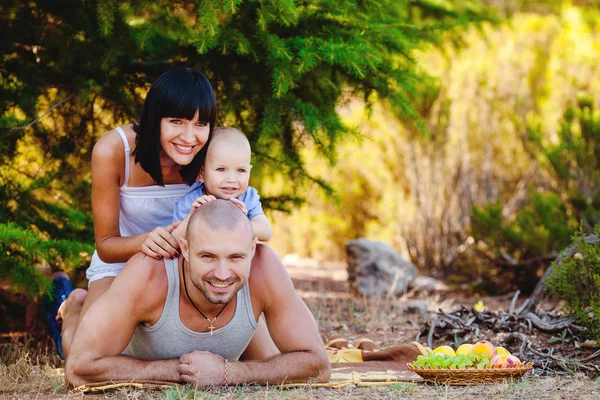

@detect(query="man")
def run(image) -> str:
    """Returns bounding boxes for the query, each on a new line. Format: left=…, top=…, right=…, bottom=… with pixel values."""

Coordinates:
left=65, top=200, right=330, bottom=387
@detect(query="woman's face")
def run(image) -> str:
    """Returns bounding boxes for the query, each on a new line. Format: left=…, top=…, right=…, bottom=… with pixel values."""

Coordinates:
left=159, top=110, right=210, bottom=166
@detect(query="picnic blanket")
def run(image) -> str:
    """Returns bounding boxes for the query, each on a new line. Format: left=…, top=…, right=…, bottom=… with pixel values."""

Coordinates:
left=74, top=339, right=425, bottom=392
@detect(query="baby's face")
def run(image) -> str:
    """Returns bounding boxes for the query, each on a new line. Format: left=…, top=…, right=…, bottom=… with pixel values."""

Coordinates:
left=202, top=138, right=252, bottom=199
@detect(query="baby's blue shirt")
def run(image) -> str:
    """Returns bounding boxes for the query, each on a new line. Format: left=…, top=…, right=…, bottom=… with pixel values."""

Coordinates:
left=173, top=182, right=264, bottom=222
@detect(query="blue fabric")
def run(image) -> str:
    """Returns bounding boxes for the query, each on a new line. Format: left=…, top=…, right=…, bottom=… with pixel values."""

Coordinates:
left=42, top=276, right=74, bottom=360
left=173, top=182, right=264, bottom=221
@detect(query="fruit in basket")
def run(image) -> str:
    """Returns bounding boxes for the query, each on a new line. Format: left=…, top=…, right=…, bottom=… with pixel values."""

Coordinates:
left=410, top=341, right=525, bottom=371
left=412, top=350, right=487, bottom=369
left=433, top=345, right=456, bottom=357
left=472, top=340, right=497, bottom=359
left=456, top=343, right=474, bottom=356
left=490, top=354, right=522, bottom=368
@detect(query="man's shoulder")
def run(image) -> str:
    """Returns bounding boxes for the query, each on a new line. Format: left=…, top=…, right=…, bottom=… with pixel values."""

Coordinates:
left=249, top=245, right=280, bottom=273
left=248, top=245, right=290, bottom=304
left=120, top=252, right=168, bottom=283
left=115, top=253, right=169, bottom=310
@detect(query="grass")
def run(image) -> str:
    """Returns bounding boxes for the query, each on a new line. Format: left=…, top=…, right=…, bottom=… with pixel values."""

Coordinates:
left=1, top=348, right=599, bottom=399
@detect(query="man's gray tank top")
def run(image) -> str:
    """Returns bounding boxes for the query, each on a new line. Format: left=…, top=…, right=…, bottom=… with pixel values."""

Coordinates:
left=123, top=258, right=258, bottom=360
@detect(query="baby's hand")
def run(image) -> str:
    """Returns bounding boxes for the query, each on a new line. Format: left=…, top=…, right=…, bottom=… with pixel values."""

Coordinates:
left=191, top=195, right=217, bottom=211
left=230, top=198, right=248, bottom=215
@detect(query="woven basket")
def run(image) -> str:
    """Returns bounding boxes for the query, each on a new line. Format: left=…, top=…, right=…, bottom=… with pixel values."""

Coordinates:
left=408, top=362, right=534, bottom=385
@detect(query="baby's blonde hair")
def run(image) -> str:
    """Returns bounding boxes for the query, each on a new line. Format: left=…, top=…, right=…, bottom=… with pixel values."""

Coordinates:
left=211, top=127, right=250, bottom=146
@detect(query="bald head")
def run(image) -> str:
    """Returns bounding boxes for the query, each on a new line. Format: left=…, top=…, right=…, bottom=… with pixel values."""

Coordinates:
left=187, top=199, right=254, bottom=240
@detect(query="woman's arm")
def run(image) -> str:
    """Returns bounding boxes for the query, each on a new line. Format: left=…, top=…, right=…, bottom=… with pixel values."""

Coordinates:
left=91, top=130, right=179, bottom=263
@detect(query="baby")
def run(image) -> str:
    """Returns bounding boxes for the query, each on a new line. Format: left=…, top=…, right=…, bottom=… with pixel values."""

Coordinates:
left=173, top=127, right=272, bottom=241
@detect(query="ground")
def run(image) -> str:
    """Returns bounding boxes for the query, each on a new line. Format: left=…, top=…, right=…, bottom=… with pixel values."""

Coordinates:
left=1, top=258, right=600, bottom=399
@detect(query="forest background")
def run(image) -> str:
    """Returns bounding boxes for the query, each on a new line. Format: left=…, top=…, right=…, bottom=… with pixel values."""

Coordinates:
left=2, top=0, right=600, bottom=335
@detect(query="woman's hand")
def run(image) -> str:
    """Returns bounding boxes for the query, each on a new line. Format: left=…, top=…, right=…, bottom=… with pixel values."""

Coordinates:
left=141, top=221, right=181, bottom=260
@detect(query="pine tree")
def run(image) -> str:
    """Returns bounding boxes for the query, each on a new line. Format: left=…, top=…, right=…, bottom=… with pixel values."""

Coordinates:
left=0, top=0, right=493, bottom=296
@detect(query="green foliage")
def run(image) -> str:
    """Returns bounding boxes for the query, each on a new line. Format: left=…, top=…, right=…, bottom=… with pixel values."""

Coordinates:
left=529, top=96, right=600, bottom=228
left=469, top=88, right=600, bottom=292
left=0, top=223, right=93, bottom=297
left=547, top=226, right=600, bottom=342
left=471, top=191, right=574, bottom=261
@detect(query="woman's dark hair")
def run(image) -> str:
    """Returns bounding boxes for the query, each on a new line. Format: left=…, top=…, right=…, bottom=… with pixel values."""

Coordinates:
left=132, top=67, right=217, bottom=186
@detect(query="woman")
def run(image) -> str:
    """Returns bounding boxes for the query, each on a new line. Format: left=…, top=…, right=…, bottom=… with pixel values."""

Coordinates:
left=44, top=67, right=217, bottom=359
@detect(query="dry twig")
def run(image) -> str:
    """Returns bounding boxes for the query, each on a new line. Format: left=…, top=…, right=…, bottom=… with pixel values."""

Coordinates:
left=427, top=315, right=437, bottom=349
left=509, top=290, right=520, bottom=315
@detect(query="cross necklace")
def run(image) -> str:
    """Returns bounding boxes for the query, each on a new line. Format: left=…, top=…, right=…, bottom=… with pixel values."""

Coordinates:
left=182, top=259, right=230, bottom=335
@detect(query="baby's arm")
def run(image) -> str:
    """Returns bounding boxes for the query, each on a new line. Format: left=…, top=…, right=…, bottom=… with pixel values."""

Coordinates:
left=231, top=187, right=272, bottom=242
left=230, top=199, right=273, bottom=242
left=249, top=214, right=272, bottom=242
left=229, top=198, right=272, bottom=242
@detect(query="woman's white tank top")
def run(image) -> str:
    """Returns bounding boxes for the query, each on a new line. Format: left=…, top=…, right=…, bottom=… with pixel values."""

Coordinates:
left=85, top=127, right=200, bottom=284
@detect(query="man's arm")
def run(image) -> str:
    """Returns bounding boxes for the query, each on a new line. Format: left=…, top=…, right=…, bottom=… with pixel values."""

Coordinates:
left=178, top=246, right=330, bottom=386
left=65, top=254, right=181, bottom=387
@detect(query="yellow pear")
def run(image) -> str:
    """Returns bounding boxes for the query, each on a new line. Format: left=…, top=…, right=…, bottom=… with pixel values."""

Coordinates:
left=433, top=345, right=456, bottom=357
left=495, top=346, right=511, bottom=356
left=456, top=343, right=474, bottom=356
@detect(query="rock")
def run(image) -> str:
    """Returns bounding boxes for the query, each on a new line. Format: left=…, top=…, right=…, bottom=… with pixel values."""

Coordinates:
left=346, top=238, right=418, bottom=297
left=408, top=276, right=448, bottom=292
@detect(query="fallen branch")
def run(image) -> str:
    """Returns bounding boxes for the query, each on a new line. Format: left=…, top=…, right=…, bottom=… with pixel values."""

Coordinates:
left=526, top=313, right=585, bottom=333
left=579, top=349, right=600, bottom=363
left=440, top=309, right=468, bottom=326
left=527, top=343, right=598, bottom=373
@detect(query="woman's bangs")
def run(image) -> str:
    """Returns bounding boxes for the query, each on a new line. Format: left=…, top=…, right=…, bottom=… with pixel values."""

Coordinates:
left=160, top=81, right=216, bottom=123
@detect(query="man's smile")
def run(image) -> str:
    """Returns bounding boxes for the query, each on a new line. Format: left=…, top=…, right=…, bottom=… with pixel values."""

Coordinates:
left=206, top=279, right=237, bottom=292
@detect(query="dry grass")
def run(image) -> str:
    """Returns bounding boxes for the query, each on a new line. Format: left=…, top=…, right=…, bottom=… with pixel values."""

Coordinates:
left=1, top=369, right=599, bottom=400
left=2, top=261, right=600, bottom=399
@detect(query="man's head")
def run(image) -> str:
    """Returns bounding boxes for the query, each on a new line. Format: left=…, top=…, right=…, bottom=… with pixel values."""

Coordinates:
left=201, top=127, right=252, bottom=200
left=178, top=199, right=257, bottom=304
